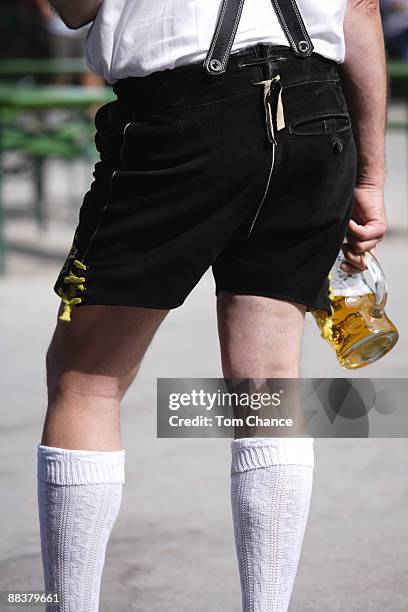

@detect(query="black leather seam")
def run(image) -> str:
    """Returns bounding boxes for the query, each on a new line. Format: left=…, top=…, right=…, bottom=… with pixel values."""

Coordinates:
left=282, top=79, right=341, bottom=90
left=139, top=88, right=260, bottom=115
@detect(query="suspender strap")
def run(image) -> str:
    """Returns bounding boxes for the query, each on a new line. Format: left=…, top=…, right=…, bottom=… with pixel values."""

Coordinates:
left=203, top=0, right=314, bottom=75
left=202, top=0, right=246, bottom=76
left=270, top=0, right=314, bottom=58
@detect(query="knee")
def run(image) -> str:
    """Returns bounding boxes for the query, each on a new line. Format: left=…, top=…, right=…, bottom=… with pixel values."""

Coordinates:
left=45, top=335, right=127, bottom=406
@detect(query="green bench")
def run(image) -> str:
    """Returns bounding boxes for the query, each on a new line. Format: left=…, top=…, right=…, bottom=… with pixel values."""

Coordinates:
left=0, top=58, right=88, bottom=78
left=0, top=84, right=115, bottom=273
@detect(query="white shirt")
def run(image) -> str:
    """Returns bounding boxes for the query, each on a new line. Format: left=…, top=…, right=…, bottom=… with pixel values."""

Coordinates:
left=85, top=0, right=347, bottom=85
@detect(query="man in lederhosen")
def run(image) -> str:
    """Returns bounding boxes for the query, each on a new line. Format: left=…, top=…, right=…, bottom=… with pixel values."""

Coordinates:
left=36, top=1, right=387, bottom=610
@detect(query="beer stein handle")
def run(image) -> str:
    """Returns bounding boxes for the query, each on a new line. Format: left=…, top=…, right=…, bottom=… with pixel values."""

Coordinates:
left=363, top=251, right=388, bottom=313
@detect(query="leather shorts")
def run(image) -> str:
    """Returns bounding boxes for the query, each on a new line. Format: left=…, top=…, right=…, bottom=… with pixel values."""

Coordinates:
left=53, top=43, right=357, bottom=322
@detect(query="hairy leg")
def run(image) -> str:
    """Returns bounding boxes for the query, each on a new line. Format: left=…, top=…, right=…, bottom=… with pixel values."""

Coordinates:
left=217, top=293, right=313, bottom=612
left=43, top=304, right=169, bottom=451
left=38, top=304, right=169, bottom=612
left=216, top=293, right=306, bottom=379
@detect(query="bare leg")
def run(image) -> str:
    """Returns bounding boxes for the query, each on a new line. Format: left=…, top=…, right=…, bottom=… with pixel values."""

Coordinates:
left=38, top=304, right=169, bottom=612
left=43, top=304, right=169, bottom=451
left=217, top=292, right=314, bottom=612
left=216, top=293, right=306, bottom=378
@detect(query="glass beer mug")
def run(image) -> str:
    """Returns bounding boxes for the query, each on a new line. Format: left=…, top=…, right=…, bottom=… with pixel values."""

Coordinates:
left=311, top=249, right=398, bottom=369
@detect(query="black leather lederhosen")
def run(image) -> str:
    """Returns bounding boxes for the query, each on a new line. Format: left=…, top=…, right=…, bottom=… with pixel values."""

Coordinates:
left=53, top=0, right=356, bottom=317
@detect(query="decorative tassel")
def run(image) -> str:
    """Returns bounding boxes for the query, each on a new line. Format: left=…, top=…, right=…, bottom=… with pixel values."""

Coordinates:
left=57, top=259, right=88, bottom=323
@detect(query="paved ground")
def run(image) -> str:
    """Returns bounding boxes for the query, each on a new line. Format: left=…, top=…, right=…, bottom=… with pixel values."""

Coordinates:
left=0, top=122, right=407, bottom=611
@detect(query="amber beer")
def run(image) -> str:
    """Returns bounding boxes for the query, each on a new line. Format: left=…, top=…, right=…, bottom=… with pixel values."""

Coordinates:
left=311, top=250, right=399, bottom=369
left=312, top=292, right=398, bottom=369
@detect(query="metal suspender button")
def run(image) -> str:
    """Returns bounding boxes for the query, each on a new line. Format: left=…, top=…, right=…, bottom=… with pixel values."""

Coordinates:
left=209, top=59, right=223, bottom=73
left=297, top=40, right=311, bottom=55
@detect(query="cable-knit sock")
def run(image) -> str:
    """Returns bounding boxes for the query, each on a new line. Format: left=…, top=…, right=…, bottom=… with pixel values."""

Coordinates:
left=230, top=437, right=314, bottom=612
left=37, top=444, right=125, bottom=612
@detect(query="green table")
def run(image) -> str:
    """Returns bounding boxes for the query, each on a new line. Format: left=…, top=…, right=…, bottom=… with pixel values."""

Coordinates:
left=0, top=84, right=115, bottom=274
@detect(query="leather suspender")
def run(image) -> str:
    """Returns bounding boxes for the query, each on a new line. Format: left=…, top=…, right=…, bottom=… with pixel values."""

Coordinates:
left=203, top=0, right=314, bottom=75
left=270, top=0, right=314, bottom=58
left=202, top=0, right=247, bottom=75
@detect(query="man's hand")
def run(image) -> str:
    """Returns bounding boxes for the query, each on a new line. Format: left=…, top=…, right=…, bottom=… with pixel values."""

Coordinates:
left=341, top=185, right=387, bottom=274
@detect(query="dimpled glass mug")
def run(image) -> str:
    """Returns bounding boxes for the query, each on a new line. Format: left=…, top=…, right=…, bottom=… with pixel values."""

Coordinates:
left=311, top=249, right=399, bottom=369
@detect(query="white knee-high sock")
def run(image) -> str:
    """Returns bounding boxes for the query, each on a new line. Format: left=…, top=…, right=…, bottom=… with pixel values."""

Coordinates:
left=230, top=437, right=314, bottom=612
left=37, top=444, right=125, bottom=612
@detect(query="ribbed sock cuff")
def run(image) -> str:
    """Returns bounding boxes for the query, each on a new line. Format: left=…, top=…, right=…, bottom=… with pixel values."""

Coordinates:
left=231, top=437, right=314, bottom=474
left=37, top=444, right=125, bottom=485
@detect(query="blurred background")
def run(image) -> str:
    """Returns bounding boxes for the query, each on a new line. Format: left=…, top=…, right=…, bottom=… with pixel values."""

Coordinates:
left=0, top=2, right=407, bottom=611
